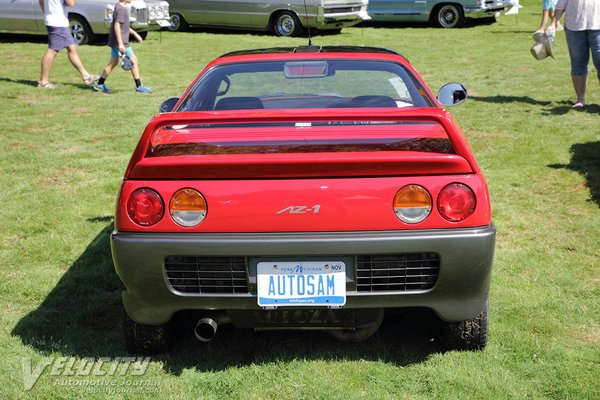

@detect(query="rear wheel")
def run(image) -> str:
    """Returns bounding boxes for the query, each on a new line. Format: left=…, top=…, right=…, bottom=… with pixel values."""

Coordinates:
left=272, top=11, right=305, bottom=37
left=69, top=14, right=94, bottom=45
left=168, top=13, right=189, bottom=32
left=442, top=301, right=488, bottom=350
left=123, top=309, right=173, bottom=354
left=432, top=4, right=465, bottom=28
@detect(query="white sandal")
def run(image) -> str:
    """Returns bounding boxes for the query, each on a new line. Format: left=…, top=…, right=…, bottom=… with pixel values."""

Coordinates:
left=37, top=82, right=56, bottom=89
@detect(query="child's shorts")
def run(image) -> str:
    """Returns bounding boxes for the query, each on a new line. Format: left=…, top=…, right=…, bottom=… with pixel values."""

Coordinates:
left=111, top=46, right=135, bottom=58
left=543, top=0, right=558, bottom=10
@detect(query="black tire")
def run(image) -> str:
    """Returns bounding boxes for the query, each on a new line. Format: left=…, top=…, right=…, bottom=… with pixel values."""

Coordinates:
left=442, top=301, right=488, bottom=351
left=69, top=14, right=94, bottom=45
left=168, top=13, right=189, bottom=32
left=272, top=11, right=305, bottom=37
left=137, top=30, right=148, bottom=40
left=432, top=4, right=465, bottom=28
left=123, top=309, right=173, bottom=354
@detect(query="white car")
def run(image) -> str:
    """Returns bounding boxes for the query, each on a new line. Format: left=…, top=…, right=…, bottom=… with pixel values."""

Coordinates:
left=0, top=0, right=170, bottom=44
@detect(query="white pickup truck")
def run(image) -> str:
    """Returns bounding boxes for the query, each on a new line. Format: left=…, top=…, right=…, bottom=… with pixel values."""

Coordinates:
left=0, top=0, right=170, bottom=44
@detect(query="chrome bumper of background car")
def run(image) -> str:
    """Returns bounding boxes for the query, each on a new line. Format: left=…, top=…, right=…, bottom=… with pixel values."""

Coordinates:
left=111, top=224, right=495, bottom=325
left=464, top=6, right=509, bottom=18
left=315, top=3, right=367, bottom=28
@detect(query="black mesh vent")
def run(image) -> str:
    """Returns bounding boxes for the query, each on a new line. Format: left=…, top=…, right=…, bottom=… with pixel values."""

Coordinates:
left=356, top=253, right=439, bottom=292
left=165, top=256, right=248, bottom=294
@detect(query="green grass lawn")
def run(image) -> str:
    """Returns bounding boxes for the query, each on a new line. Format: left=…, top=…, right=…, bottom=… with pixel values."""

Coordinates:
left=1, top=1, right=599, bottom=398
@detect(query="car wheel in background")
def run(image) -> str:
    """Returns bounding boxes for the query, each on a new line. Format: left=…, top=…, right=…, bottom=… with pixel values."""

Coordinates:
left=123, top=309, right=173, bottom=354
left=69, top=14, right=94, bottom=45
left=272, top=11, right=305, bottom=37
left=432, top=4, right=465, bottom=28
left=137, top=30, right=148, bottom=40
left=168, top=13, right=189, bottom=32
left=441, top=300, right=488, bottom=350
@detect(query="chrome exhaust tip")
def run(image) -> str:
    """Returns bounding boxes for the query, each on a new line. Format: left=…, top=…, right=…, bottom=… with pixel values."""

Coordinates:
left=194, top=317, right=218, bottom=342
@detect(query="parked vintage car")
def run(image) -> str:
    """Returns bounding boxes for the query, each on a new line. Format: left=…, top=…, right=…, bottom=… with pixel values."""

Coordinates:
left=0, top=0, right=170, bottom=44
left=111, top=45, right=495, bottom=354
left=166, top=0, right=369, bottom=36
left=368, top=0, right=512, bottom=28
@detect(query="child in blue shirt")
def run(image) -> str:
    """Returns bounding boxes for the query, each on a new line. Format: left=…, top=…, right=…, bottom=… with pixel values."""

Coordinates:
left=94, top=0, right=152, bottom=93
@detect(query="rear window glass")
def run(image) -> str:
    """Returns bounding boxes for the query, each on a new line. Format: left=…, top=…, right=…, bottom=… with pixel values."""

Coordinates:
left=148, top=121, right=454, bottom=157
left=177, top=60, right=434, bottom=111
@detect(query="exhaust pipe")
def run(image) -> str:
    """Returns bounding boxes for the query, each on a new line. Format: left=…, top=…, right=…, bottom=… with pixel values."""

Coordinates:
left=194, top=317, right=218, bottom=342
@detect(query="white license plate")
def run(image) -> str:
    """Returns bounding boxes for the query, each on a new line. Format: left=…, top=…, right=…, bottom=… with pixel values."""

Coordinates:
left=257, top=261, right=346, bottom=307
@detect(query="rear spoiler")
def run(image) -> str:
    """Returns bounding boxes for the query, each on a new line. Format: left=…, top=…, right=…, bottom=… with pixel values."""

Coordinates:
left=124, top=108, right=480, bottom=179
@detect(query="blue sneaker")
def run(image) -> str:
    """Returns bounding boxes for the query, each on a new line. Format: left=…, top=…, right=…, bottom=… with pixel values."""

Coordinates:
left=93, top=83, right=110, bottom=93
left=135, top=85, right=153, bottom=93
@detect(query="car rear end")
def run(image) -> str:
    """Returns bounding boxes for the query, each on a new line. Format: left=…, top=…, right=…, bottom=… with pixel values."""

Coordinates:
left=111, top=49, right=495, bottom=352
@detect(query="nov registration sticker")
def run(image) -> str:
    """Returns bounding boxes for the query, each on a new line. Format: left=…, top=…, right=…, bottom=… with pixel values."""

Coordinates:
left=257, top=261, right=346, bottom=307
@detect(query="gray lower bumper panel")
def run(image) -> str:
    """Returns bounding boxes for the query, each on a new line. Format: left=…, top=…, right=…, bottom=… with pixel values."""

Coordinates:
left=111, top=224, right=495, bottom=325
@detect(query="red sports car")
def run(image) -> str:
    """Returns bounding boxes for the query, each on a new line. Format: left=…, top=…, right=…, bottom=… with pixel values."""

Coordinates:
left=111, top=46, right=495, bottom=353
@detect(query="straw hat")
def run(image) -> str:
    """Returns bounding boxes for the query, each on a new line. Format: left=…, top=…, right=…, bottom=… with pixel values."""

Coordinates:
left=531, top=32, right=554, bottom=60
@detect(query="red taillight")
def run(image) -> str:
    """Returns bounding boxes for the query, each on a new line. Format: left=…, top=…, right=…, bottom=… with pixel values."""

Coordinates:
left=127, top=188, right=164, bottom=226
left=437, top=183, right=476, bottom=222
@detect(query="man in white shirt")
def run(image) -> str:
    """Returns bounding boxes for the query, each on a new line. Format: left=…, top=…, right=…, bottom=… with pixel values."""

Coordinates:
left=552, top=0, right=600, bottom=108
left=38, top=0, right=98, bottom=88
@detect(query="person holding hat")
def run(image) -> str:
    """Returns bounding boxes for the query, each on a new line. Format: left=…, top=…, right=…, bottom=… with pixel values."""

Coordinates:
left=93, top=0, right=152, bottom=94
left=552, top=0, right=600, bottom=108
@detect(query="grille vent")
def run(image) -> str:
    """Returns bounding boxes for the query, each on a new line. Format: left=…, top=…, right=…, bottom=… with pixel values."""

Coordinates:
left=165, top=256, right=248, bottom=294
left=356, top=253, right=439, bottom=292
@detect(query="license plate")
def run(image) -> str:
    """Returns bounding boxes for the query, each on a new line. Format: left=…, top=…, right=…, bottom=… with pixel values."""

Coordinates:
left=257, top=261, right=346, bottom=307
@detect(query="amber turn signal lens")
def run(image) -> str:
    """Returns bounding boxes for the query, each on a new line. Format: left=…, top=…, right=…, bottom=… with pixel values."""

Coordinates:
left=170, top=188, right=207, bottom=227
left=393, top=185, right=432, bottom=224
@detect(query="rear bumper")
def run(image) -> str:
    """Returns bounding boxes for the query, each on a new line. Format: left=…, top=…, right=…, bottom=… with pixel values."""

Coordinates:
left=464, top=3, right=510, bottom=18
left=313, top=3, right=368, bottom=29
left=111, top=224, right=495, bottom=325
